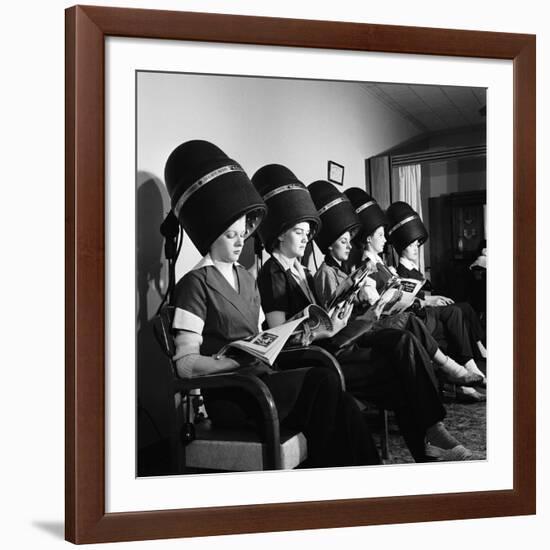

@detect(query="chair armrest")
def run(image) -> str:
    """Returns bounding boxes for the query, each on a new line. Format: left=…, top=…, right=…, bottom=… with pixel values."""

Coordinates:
left=173, top=372, right=277, bottom=420
left=173, top=371, right=281, bottom=469
left=278, top=345, right=346, bottom=391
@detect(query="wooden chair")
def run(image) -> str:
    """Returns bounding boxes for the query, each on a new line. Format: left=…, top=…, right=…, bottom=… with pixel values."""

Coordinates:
left=152, top=306, right=346, bottom=472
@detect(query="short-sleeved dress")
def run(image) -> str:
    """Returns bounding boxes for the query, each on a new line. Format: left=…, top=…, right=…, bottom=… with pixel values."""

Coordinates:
left=258, top=254, right=447, bottom=462
left=172, top=258, right=380, bottom=467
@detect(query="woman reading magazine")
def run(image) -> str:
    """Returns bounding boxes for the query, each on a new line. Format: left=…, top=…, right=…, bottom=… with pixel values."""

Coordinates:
left=165, top=140, right=379, bottom=468
left=385, top=201, right=487, bottom=400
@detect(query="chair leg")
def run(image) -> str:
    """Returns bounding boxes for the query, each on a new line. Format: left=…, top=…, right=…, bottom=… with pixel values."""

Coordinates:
left=172, top=392, right=189, bottom=474
left=380, top=408, right=390, bottom=461
left=439, top=379, right=457, bottom=400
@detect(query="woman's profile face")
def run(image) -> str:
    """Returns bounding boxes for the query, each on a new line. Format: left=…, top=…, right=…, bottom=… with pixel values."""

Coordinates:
left=278, top=222, right=310, bottom=259
left=329, top=231, right=352, bottom=262
left=210, top=216, right=247, bottom=263
left=367, top=226, right=386, bottom=254
left=402, top=240, right=420, bottom=263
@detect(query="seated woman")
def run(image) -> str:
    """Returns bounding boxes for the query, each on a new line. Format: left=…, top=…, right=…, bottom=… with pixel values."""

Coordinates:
left=252, top=166, right=474, bottom=462
left=344, top=188, right=484, bottom=391
left=164, top=139, right=380, bottom=469
left=385, top=201, right=487, bottom=398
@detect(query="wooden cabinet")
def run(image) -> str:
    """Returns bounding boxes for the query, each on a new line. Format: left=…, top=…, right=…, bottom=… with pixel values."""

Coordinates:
left=450, top=191, right=486, bottom=260
left=429, top=190, right=486, bottom=302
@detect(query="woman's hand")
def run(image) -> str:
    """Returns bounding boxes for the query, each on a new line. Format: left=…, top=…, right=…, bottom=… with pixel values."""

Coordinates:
left=427, top=295, right=454, bottom=306
left=358, top=276, right=379, bottom=305
left=312, top=302, right=353, bottom=340
left=325, top=301, right=354, bottom=337
left=371, top=295, right=390, bottom=320
left=299, top=324, right=315, bottom=347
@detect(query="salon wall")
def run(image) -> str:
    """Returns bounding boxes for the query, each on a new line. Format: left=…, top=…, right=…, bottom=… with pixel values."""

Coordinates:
left=423, top=157, right=486, bottom=199
left=422, top=126, right=487, bottom=199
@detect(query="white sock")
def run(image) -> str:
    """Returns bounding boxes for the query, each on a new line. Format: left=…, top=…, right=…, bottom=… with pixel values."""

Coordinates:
left=438, top=355, right=468, bottom=377
left=465, top=359, right=485, bottom=379
left=477, top=341, right=487, bottom=358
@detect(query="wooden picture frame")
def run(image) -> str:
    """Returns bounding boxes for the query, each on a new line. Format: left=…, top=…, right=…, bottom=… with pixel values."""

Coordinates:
left=65, top=5, right=536, bottom=544
left=328, top=160, right=345, bottom=185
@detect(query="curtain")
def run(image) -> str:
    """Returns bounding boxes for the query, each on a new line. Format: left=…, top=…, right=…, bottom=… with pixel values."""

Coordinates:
left=397, top=164, right=425, bottom=273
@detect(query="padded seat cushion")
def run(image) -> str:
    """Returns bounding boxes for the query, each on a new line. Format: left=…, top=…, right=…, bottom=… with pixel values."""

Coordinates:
left=186, top=421, right=307, bottom=471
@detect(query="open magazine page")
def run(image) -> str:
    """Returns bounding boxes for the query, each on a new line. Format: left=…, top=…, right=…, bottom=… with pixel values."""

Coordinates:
left=288, top=304, right=333, bottom=341
left=326, top=263, right=374, bottom=311
left=376, top=276, right=425, bottom=316
left=217, top=314, right=309, bottom=366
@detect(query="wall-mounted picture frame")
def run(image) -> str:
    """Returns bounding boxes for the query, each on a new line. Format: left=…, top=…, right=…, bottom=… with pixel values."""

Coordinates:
left=328, top=160, right=345, bottom=185
left=65, top=5, right=536, bottom=544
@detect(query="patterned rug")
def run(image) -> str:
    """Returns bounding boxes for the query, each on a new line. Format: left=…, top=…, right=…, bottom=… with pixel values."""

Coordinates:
left=370, top=396, right=487, bottom=464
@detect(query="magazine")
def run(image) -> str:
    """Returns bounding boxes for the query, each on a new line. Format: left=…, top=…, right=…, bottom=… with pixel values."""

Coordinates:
left=326, top=263, right=375, bottom=312
left=374, top=273, right=425, bottom=316
left=216, top=304, right=333, bottom=366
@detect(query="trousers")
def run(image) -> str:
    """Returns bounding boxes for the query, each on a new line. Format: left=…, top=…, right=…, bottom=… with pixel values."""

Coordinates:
left=336, top=328, right=446, bottom=462
left=204, top=366, right=381, bottom=468
left=419, top=304, right=475, bottom=364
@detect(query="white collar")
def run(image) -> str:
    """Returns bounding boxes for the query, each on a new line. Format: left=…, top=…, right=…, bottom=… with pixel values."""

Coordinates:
left=192, top=253, right=242, bottom=272
left=272, top=251, right=316, bottom=304
left=272, top=250, right=303, bottom=273
left=399, top=257, right=418, bottom=270
left=363, top=250, right=383, bottom=264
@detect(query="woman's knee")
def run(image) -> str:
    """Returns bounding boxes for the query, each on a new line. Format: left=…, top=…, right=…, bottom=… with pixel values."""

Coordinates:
left=460, top=302, right=476, bottom=318
left=389, top=329, right=418, bottom=356
left=305, top=365, right=340, bottom=389
left=446, top=304, right=463, bottom=321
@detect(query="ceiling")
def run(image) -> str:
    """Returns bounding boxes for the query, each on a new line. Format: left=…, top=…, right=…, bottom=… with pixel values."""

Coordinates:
left=362, top=82, right=486, bottom=134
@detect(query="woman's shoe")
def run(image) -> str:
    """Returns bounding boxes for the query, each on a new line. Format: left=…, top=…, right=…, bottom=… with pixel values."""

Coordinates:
left=425, top=443, right=473, bottom=461
left=455, top=386, right=486, bottom=404
left=438, top=356, right=484, bottom=387
left=465, top=363, right=487, bottom=388
left=441, top=369, right=483, bottom=387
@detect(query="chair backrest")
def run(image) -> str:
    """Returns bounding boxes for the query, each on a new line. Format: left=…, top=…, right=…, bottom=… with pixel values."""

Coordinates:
left=152, top=306, right=176, bottom=359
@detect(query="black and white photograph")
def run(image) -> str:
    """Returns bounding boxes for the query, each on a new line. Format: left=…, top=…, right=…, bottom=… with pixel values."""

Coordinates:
left=2, top=0, right=544, bottom=548
left=136, top=71, right=488, bottom=477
